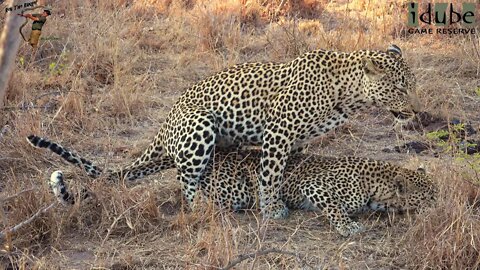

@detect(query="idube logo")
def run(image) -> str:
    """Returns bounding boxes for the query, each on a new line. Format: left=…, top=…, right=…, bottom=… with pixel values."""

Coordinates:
left=407, top=2, right=477, bottom=34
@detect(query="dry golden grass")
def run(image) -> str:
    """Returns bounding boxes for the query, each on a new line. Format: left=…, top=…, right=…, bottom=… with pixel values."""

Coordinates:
left=401, top=162, right=480, bottom=269
left=1, top=0, right=480, bottom=268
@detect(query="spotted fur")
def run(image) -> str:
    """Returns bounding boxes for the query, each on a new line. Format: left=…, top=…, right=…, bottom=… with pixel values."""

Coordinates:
left=31, top=45, right=421, bottom=219
left=30, top=136, right=435, bottom=236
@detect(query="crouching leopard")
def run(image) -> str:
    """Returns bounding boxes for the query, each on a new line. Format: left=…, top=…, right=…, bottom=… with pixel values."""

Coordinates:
left=28, top=135, right=436, bottom=236
left=33, top=44, right=422, bottom=219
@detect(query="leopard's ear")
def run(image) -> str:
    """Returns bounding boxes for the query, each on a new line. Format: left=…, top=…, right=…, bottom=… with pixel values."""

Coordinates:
left=416, top=164, right=427, bottom=174
left=362, top=58, right=385, bottom=80
left=387, top=44, right=402, bottom=58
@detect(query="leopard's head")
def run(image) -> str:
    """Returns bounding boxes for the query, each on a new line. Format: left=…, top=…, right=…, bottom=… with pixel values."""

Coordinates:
left=388, top=167, right=437, bottom=212
left=362, top=45, right=421, bottom=123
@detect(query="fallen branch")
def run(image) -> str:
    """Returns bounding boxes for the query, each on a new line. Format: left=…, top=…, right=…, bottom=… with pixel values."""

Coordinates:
left=0, top=188, right=37, bottom=202
left=221, top=247, right=313, bottom=270
left=0, top=202, right=57, bottom=242
left=0, top=171, right=66, bottom=243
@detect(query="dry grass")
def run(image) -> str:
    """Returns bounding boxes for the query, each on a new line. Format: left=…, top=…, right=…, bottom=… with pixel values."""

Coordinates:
left=400, top=162, right=480, bottom=269
left=1, top=0, right=480, bottom=269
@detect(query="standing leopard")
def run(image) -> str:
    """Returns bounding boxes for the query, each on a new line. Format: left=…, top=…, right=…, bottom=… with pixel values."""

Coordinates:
left=31, top=44, right=421, bottom=219
left=29, top=135, right=436, bottom=236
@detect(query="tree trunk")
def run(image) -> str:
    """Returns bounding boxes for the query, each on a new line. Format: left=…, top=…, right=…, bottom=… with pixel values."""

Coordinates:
left=0, top=0, right=24, bottom=110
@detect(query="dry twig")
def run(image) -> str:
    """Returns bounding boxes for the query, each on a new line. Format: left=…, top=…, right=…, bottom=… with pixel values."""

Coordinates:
left=0, top=202, right=57, bottom=242
left=100, top=198, right=147, bottom=247
left=0, top=188, right=38, bottom=202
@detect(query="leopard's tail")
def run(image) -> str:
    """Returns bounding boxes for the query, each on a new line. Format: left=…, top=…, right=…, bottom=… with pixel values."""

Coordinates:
left=26, top=135, right=176, bottom=182
left=27, top=135, right=103, bottom=178
left=29, top=135, right=177, bottom=206
left=49, top=170, right=89, bottom=205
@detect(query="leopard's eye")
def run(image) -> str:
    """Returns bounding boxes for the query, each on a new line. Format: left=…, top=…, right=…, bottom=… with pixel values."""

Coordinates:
left=395, top=82, right=407, bottom=93
left=396, top=75, right=408, bottom=90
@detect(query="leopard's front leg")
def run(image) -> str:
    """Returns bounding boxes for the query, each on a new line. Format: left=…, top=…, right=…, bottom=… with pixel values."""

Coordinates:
left=300, top=181, right=365, bottom=237
left=258, top=123, right=295, bottom=219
